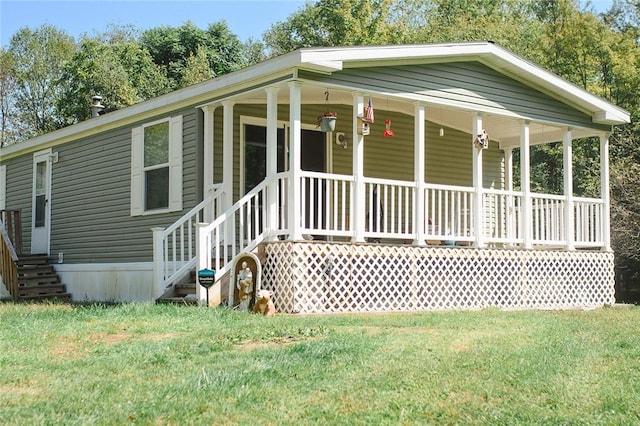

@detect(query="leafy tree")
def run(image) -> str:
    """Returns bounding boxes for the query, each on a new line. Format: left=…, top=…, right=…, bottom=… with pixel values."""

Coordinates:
left=204, top=21, right=245, bottom=75
left=57, top=38, right=171, bottom=124
left=4, top=25, right=75, bottom=141
left=140, top=21, right=244, bottom=89
left=179, top=45, right=213, bottom=87
left=241, top=38, right=268, bottom=66
left=263, top=0, right=404, bottom=56
left=0, top=49, right=16, bottom=147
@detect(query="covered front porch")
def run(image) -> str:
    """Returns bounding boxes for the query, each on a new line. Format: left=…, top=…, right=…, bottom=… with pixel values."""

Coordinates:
left=191, top=91, right=612, bottom=310
left=153, top=44, right=625, bottom=311
left=197, top=83, right=612, bottom=251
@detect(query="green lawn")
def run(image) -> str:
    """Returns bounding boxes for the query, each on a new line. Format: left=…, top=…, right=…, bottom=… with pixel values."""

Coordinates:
left=1, top=302, right=640, bottom=425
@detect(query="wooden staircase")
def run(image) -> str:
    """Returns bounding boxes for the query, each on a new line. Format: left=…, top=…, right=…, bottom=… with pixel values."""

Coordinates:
left=15, top=254, right=71, bottom=301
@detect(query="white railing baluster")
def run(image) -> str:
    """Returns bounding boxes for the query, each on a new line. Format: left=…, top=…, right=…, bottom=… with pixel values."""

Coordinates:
left=389, top=185, right=394, bottom=234
left=171, top=232, right=177, bottom=277
left=404, top=186, right=410, bottom=233
left=336, top=179, right=341, bottom=231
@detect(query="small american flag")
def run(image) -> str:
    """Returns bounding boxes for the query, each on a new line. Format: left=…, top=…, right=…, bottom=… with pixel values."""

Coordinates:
left=364, top=98, right=374, bottom=123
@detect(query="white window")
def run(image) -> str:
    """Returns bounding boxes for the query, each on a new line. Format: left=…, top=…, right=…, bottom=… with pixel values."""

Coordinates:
left=130, top=116, right=182, bottom=215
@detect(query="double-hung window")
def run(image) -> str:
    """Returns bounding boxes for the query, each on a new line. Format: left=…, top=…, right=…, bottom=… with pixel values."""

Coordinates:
left=130, top=116, right=183, bottom=215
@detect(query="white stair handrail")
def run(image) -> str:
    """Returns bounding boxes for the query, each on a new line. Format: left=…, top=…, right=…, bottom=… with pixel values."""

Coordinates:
left=152, top=184, right=224, bottom=297
left=195, top=173, right=288, bottom=304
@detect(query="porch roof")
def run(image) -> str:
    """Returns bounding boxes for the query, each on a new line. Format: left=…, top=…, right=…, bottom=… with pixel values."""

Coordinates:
left=1, top=42, right=630, bottom=159
left=291, top=42, right=629, bottom=126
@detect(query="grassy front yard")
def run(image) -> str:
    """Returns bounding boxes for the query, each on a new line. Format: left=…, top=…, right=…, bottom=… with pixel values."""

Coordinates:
left=1, top=302, right=640, bottom=425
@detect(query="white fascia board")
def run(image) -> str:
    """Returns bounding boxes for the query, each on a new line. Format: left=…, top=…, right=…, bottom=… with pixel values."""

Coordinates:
left=298, top=42, right=492, bottom=64
left=593, top=109, right=631, bottom=125
left=300, top=60, right=343, bottom=73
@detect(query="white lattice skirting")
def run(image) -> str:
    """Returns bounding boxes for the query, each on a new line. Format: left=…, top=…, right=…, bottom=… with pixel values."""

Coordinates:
left=261, top=242, right=614, bottom=314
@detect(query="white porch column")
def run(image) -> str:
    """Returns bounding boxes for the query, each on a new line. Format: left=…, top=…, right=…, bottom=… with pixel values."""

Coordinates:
left=504, top=148, right=514, bottom=191
left=413, top=102, right=426, bottom=246
left=265, top=87, right=279, bottom=239
left=222, top=101, right=235, bottom=245
left=504, top=147, right=515, bottom=242
left=201, top=105, right=216, bottom=223
left=352, top=94, right=366, bottom=243
left=520, top=121, right=532, bottom=249
left=563, top=128, right=575, bottom=250
left=472, top=114, right=485, bottom=248
left=288, top=82, right=303, bottom=241
left=601, top=133, right=612, bottom=251
left=151, top=227, right=165, bottom=299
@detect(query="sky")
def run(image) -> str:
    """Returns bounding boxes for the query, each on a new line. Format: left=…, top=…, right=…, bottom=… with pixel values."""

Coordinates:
left=0, top=0, right=308, bottom=47
left=0, top=0, right=618, bottom=48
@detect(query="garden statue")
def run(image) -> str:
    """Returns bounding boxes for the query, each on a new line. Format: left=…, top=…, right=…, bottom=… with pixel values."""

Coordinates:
left=254, top=289, right=276, bottom=316
left=236, top=261, right=253, bottom=311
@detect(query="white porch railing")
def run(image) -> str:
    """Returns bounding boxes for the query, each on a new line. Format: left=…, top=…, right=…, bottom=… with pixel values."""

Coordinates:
left=195, top=173, right=289, bottom=293
left=152, top=184, right=223, bottom=297
left=288, top=173, right=605, bottom=248
left=424, top=184, right=475, bottom=244
left=483, top=189, right=523, bottom=244
left=531, top=193, right=566, bottom=245
left=574, top=197, right=604, bottom=247
left=300, top=171, right=353, bottom=237
left=171, top=173, right=606, bottom=301
left=364, top=178, right=415, bottom=240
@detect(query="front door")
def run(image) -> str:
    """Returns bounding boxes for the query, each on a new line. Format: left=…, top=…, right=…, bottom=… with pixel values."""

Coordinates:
left=31, top=149, right=52, bottom=254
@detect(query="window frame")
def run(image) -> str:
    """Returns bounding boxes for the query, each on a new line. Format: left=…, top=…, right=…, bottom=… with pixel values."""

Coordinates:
left=130, top=115, right=183, bottom=216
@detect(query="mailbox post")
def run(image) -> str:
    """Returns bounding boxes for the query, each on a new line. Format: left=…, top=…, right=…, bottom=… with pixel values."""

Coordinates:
left=197, top=269, right=215, bottom=306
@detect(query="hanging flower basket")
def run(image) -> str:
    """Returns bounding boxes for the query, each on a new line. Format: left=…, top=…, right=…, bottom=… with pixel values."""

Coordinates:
left=317, top=112, right=337, bottom=132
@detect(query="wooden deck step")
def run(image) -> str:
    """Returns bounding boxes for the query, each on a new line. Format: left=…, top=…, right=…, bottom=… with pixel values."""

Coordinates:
left=13, top=254, right=71, bottom=302
left=18, top=276, right=61, bottom=286
left=19, top=293, right=72, bottom=302
left=18, top=283, right=69, bottom=296
left=157, top=294, right=198, bottom=305
left=175, top=283, right=196, bottom=297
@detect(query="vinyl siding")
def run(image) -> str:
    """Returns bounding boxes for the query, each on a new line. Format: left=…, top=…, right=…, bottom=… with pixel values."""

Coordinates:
left=299, top=61, right=609, bottom=132
left=330, top=109, right=502, bottom=188
left=2, top=154, right=34, bottom=252
left=47, top=107, right=200, bottom=263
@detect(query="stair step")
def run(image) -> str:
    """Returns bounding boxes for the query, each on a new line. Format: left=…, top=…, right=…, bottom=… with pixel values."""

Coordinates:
left=175, top=283, right=196, bottom=297
left=18, top=276, right=61, bottom=286
left=17, top=255, right=51, bottom=265
left=19, top=293, right=72, bottom=302
left=157, top=295, right=198, bottom=305
left=18, top=263, right=53, bottom=270
left=17, top=284, right=69, bottom=297
left=18, top=267, right=57, bottom=274
left=19, top=270, right=57, bottom=279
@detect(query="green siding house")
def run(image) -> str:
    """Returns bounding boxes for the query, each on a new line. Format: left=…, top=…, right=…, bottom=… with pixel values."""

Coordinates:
left=0, top=42, right=630, bottom=311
